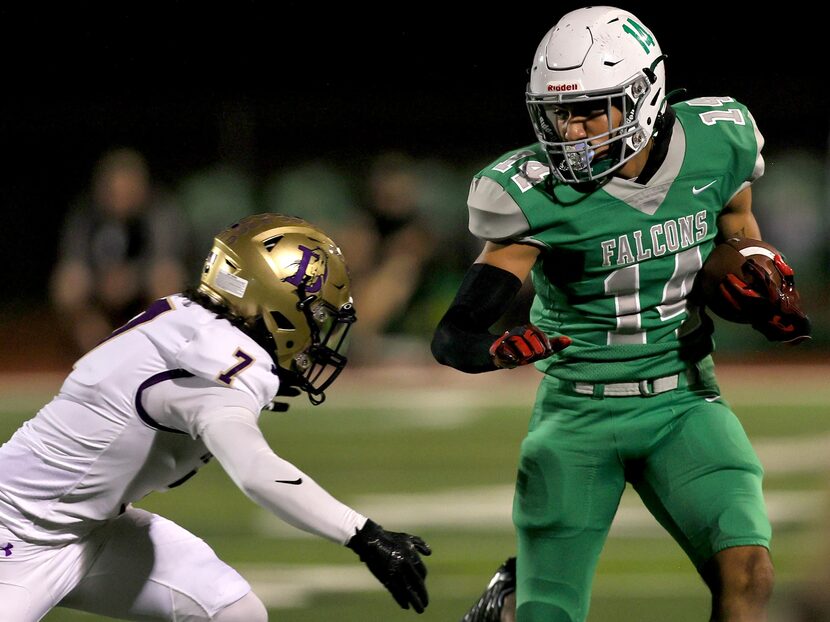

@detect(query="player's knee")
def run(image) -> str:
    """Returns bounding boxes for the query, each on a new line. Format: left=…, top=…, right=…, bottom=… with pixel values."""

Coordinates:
left=736, top=553, right=774, bottom=603
left=709, top=546, right=774, bottom=604
left=501, top=591, right=517, bottom=622
left=212, top=591, right=268, bottom=622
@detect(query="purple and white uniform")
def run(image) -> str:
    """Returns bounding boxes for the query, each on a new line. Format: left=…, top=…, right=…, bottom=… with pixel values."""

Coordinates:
left=0, top=294, right=366, bottom=621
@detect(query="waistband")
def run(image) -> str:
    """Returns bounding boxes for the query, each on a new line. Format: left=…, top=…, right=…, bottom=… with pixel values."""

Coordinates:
left=567, top=365, right=701, bottom=399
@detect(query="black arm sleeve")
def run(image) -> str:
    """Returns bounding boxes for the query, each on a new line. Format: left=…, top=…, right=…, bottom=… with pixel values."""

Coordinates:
left=430, top=263, right=523, bottom=373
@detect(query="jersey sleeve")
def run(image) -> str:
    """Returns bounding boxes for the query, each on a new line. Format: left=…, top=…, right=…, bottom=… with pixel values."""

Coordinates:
left=141, top=375, right=263, bottom=438
left=467, top=176, right=532, bottom=242
left=175, top=322, right=279, bottom=410
left=733, top=108, right=765, bottom=200
left=467, top=145, right=559, bottom=248
left=674, top=97, right=765, bottom=205
left=198, top=407, right=367, bottom=544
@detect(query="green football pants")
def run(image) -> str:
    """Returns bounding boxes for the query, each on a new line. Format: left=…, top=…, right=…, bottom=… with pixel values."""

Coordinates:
left=513, top=359, right=770, bottom=622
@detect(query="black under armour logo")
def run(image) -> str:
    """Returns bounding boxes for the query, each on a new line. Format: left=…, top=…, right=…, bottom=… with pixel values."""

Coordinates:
left=1, top=543, right=12, bottom=557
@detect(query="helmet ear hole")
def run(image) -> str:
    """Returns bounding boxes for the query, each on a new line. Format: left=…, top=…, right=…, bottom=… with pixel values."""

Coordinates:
left=271, top=311, right=295, bottom=330
left=262, top=235, right=283, bottom=252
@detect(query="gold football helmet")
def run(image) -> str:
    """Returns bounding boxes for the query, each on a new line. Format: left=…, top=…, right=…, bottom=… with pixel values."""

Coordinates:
left=199, top=213, right=355, bottom=402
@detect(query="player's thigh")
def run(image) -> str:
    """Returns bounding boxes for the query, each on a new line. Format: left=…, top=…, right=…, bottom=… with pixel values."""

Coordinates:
left=213, top=591, right=268, bottom=622
left=60, top=507, right=253, bottom=621
left=515, top=384, right=625, bottom=534
left=0, top=526, right=98, bottom=622
left=634, top=400, right=770, bottom=568
left=514, top=416, right=625, bottom=622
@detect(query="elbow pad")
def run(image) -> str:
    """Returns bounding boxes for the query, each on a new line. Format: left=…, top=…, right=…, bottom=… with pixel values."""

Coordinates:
left=431, top=263, right=523, bottom=373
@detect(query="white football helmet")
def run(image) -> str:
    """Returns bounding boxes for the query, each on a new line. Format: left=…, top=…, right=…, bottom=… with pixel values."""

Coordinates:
left=199, top=214, right=355, bottom=402
left=526, top=6, right=667, bottom=184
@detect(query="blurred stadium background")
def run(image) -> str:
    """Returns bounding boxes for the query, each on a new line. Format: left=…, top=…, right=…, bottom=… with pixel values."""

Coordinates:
left=1, top=2, right=828, bottom=620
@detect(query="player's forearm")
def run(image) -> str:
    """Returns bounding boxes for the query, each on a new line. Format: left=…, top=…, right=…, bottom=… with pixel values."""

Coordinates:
left=717, top=211, right=762, bottom=242
left=238, top=448, right=367, bottom=544
left=717, top=187, right=761, bottom=241
left=430, top=263, right=522, bottom=373
left=199, top=411, right=366, bottom=544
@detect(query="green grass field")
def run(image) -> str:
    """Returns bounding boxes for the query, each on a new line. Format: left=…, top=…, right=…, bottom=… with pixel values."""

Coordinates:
left=2, top=360, right=829, bottom=621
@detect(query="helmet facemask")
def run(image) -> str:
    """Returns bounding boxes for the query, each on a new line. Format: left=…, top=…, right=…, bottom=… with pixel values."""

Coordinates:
left=274, top=285, right=355, bottom=404
left=527, top=73, right=654, bottom=184
left=525, top=7, right=667, bottom=186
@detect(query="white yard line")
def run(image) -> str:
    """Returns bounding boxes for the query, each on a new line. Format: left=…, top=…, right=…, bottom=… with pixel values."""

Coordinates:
left=238, top=564, right=708, bottom=609
left=238, top=561, right=808, bottom=610
left=256, top=485, right=828, bottom=540
left=237, top=564, right=380, bottom=608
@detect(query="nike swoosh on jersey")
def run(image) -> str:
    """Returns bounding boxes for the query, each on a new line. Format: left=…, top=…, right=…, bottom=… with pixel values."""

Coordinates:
left=704, top=395, right=721, bottom=402
left=692, top=180, right=718, bottom=195
left=275, top=478, right=303, bottom=485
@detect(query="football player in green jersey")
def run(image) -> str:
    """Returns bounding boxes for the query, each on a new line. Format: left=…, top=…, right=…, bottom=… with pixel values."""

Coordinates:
left=432, top=6, right=810, bottom=622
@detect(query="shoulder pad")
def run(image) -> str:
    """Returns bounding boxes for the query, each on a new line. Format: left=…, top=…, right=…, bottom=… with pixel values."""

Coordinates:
left=468, top=146, right=550, bottom=241
left=175, top=320, right=279, bottom=409
left=468, top=176, right=530, bottom=242
left=673, top=96, right=765, bottom=193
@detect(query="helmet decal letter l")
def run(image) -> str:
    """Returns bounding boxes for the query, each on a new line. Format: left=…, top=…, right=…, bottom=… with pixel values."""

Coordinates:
left=284, top=245, right=327, bottom=293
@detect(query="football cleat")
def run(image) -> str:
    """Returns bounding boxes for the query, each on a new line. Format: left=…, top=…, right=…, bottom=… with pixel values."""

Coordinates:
left=461, top=557, right=516, bottom=622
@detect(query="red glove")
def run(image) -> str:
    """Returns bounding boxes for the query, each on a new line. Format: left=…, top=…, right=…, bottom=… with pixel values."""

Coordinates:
left=719, top=254, right=811, bottom=345
left=489, top=325, right=571, bottom=369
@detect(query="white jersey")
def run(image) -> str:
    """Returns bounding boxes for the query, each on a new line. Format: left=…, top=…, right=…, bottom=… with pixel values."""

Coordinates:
left=0, top=295, right=279, bottom=544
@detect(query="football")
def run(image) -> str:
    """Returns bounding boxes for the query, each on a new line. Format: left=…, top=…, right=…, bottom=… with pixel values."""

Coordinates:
left=697, top=238, right=783, bottom=323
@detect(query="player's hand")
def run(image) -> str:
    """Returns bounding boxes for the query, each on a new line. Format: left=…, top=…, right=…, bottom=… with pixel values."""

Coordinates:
left=489, top=324, right=572, bottom=369
left=264, top=384, right=302, bottom=412
left=719, top=255, right=811, bottom=344
left=347, top=519, right=431, bottom=613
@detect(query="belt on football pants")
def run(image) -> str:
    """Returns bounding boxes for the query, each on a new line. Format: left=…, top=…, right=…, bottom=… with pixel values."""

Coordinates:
left=571, top=372, right=684, bottom=398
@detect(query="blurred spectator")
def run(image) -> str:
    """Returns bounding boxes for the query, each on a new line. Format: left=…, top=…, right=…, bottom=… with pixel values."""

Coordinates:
left=178, top=163, right=257, bottom=271
left=264, top=153, right=472, bottom=364
left=50, top=147, right=189, bottom=354
left=386, top=157, right=481, bottom=337
left=347, top=151, right=439, bottom=363
left=263, top=161, right=375, bottom=276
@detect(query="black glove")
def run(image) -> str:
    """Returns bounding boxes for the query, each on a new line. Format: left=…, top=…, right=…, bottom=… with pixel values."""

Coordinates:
left=720, top=254, right=811, bottom=344
left=264, top=384, right=301, bottom=413
left=489, top=324, right=571, bottom=369
left=347, top=519, right=431, bottom=613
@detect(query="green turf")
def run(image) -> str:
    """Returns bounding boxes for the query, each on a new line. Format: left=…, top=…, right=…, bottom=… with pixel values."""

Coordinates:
left=0, top=365, right=827, bottom=622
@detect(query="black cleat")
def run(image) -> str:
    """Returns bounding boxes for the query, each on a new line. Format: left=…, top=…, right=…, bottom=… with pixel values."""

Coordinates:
left=461, top=557, right=516, bottom=622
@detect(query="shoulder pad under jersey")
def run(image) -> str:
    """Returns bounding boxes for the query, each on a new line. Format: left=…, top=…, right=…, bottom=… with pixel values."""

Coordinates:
left=673, top=96, right=765, bottom=198
left=468, top=146, right=555, bottom=242
left=175, top=319, right=279, bottom=409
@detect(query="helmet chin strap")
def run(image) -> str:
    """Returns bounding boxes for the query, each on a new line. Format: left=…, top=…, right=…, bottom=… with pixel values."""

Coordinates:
left=245, top=305, right=328, bottom=406
left=295, top=283, right=320, bottom=342
left=291, top=282, right=329, bottom=404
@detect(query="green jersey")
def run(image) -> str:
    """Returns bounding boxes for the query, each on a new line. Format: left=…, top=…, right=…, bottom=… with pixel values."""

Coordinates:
left=468, top=97, right=764, bottom=382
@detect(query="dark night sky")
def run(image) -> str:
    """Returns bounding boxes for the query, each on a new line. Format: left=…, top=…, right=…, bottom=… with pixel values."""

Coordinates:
left=1, top=3, right=826, bottom=303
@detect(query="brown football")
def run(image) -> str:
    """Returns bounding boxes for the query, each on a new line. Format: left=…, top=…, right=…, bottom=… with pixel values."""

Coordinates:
left=697, top=238, right=782, bottom=323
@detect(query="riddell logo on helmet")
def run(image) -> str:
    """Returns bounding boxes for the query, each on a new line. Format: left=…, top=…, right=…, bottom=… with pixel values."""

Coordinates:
left=547, top=82, right=581, bottom=92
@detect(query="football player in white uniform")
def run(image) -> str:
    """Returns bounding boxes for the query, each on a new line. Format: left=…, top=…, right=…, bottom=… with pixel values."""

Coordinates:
left=0, top=214, right=431, bottom=621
